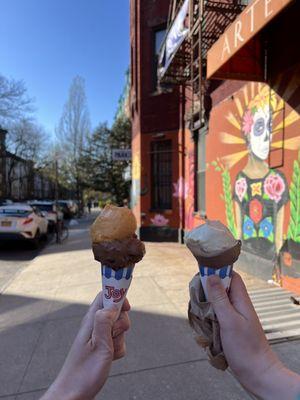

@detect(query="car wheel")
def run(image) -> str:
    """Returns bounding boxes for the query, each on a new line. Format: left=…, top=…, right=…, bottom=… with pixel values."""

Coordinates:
left=31, top=230, right=41, bottom=249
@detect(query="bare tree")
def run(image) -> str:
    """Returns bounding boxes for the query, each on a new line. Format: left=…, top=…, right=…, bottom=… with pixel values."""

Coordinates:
left=0, top=75, right=33, bottom=124
left=5, top=118, right=46, bottom=198
left=57, top=76, right=91, bottom=200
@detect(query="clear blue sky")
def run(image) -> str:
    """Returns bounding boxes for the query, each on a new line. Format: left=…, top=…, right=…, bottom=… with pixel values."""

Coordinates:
left=0, top=0, right=129, bottom=135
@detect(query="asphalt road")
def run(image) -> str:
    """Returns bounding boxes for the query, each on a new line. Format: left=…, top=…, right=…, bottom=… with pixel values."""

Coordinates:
left=0, top=237, right=51, bottom=294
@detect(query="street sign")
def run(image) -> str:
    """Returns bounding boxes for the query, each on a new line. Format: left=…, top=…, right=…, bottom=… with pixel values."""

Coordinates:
left=112, top=149, right=132, bottom=161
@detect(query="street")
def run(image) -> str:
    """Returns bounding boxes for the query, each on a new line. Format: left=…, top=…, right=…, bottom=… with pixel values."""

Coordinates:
left=0, top=240, right=48, bottom=294
left=0, top=210, right=299, bottom=400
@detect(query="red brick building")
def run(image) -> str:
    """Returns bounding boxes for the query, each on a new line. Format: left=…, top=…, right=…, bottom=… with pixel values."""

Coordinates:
left=131, top=0, right=300, bottom=292
left=130, top=0, right=185, bottom=241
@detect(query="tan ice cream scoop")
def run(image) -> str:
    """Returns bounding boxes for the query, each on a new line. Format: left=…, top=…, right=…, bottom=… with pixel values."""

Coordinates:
left=90, top=205, right=145, bottom=269
left=90, top=204, right=137, bottom=242
left=185, top=220, right=241, bottom=267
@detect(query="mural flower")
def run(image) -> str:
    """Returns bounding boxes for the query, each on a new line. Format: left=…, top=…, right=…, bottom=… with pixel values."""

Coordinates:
left=242, top=110, right=254, bottom=134
left=243, top=217, right=255, bottom=237
left=235, top=177, right=247, bottom=202
left=251, top=182, right=262, bottom=196
left=173, top=177, right=188, bottom=199
left=151, top=214, right=169, bottom=227
left=259, top=218, right=274, bottom=238
left=249, top=198, right=263, bottom=224
left=264, top=173, right=285, bottom=203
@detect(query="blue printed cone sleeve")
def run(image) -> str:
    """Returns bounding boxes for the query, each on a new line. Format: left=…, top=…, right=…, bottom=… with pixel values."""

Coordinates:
left=198, top=264, right=233, bottom=300
left=101, top=265, right=134, bottom=313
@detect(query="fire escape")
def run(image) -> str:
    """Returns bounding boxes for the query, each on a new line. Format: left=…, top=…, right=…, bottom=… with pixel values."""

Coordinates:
left=159, top=0, right=248, bottom=132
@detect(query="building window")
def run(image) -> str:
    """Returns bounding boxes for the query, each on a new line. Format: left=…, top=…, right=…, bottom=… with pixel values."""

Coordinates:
left=152, top=27, right=166, bottom=90
left=151, top=140, right=172, bottom=209
left=194, top=127, right=207, bottom=216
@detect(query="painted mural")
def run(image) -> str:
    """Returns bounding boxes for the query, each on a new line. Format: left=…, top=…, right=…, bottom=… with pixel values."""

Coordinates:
left=210, top=82, right=300, bottom=285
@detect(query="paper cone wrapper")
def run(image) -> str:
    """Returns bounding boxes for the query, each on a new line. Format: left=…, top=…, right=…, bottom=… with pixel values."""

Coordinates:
left=101, top=265, right=134, bottom=316
left=199, top=264, right=233, bottom=300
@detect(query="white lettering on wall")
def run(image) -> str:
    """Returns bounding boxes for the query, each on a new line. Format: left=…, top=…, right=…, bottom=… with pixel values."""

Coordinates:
left=245, top=0, right=260, bottom=32
left=265, top=0, right=273, bottom=18
left=234, top=20, right=244, bottom=48
left=221, top=34, right=231, bottom=60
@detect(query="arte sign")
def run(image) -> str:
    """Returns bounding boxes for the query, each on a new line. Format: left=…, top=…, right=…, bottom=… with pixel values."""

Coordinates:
left=207, top=0, right=294, bottom=79
left=112, top=149, right=132, bottom=161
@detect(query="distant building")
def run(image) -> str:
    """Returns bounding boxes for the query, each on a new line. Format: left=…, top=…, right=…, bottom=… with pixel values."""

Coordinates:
left=0, top=128, right=56, bottom=201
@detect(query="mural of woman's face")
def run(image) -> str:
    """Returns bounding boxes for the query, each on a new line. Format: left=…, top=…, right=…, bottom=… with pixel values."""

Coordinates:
left=249, top=105, right=272, bottom=160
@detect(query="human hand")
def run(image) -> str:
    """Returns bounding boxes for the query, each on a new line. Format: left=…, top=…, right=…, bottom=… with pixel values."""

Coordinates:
left=41, top=293, right=130, bottom=400
left=207, top=272, right=300, bottom=400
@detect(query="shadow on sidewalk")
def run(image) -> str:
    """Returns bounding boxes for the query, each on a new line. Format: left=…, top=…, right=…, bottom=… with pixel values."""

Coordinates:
left=0, top=292, right=248, bottom=400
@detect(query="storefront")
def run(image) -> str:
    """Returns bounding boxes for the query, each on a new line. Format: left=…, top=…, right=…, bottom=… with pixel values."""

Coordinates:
left=155, top=0, right=300, bottom=292
left=202, top=0, right=300, bottom=292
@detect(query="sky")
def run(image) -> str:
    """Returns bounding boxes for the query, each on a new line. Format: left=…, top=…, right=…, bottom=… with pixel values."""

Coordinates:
left=0, top=0, right=130, bottom=136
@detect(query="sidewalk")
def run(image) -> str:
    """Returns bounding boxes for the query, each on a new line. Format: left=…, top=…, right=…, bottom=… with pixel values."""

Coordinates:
left=0, top=212, right=299, bottom=399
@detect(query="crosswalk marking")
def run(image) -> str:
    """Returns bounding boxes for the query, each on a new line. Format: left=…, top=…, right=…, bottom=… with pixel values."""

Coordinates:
left=249, top=287, right=300, bottom=343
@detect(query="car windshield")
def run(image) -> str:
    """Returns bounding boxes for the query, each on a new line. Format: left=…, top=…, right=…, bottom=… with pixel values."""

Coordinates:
left=31, top=204, right=53, bottom=212
left=0, top=209, right=31, bottom=217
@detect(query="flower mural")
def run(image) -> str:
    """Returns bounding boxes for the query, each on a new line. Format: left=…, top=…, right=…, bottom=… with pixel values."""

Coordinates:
left=211, top=81, right=300, bottom=285
left=242, top=110, right=254, bottom=135
left=249, top=199, right=263, bottom=224
left=259, top=218, right=274, bottom=239
left=173, top=177, right=188, bottom=199
left=264, top=173, right=285, bottom=203
left=235, top=177, right=247, bottom=202
left=151, top=214, right=169, bottom=227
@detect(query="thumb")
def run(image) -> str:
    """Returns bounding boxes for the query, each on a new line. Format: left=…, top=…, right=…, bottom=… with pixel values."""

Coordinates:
left=207, top=275, right=235, bottom=328
left=91, top=307, right=118, bottom=351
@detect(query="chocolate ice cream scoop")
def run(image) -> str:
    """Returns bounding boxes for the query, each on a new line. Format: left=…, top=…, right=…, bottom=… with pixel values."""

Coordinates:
left=90, top=205, right=145, bottom=270
left=185, top=220, right=241, bottom=267
left=92, top=235, right=145, bottom=270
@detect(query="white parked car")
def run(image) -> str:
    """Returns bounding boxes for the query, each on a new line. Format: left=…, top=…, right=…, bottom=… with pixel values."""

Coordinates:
left=0, top=203, right=48, bottom=247
left=29, top=201, right=63, bottom=231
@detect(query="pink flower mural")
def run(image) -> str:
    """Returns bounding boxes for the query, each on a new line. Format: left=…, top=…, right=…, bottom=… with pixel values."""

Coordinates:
left=151, top=214, right=169, bottom=227
left=173, top=177, right=189, bottom=199
left=242, top=110, right=254, bottom=135
left=235, top=177, right=247, bottom=202
left=264, top=173, right=285, bottom=203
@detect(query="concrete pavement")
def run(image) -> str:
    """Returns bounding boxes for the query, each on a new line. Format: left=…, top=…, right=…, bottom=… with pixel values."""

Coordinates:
left=0, top=211, right=299, bottom=399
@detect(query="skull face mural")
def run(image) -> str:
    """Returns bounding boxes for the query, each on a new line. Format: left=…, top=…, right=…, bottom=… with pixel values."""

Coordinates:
left=247, top=105, right=273, bottom=160
left=210, top=82, right=300, bottom=285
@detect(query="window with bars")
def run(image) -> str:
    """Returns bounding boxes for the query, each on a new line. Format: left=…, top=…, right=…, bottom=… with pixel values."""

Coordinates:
left=151, top=140, right=172, bottom=209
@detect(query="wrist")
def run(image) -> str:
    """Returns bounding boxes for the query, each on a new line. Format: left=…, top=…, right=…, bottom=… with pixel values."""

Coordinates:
left=254, top=362, right=300, bottom=400
left=41, top=380, right=77, bottom=400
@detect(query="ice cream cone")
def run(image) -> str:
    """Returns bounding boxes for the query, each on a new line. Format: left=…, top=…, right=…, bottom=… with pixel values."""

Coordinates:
left=90, top=205, right=145, bottom=316
left=101, top=264, right=134, bottom=315
left=185, top=220, right=241, bottom=300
